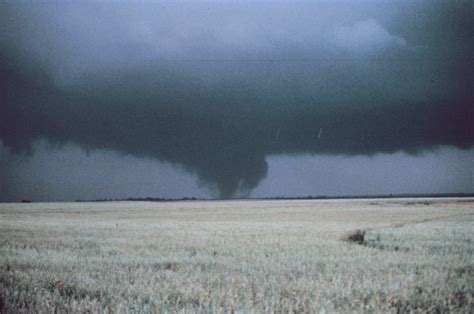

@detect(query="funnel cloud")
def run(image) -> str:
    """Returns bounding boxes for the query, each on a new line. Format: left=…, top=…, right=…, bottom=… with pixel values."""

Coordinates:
left=1, top=1, right=473, bottom=198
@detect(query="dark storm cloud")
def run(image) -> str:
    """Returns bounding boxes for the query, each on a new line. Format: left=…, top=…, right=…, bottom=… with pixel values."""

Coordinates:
left=1, top=1, right=473, bottom=198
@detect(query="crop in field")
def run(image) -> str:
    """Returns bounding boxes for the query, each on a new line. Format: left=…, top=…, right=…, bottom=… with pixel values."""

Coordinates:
left=1, top=198, right=473, bottom=312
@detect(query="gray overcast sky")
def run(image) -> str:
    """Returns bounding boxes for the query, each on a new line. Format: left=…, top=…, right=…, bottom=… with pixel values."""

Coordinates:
left=1, top=1, right=473, bottom=200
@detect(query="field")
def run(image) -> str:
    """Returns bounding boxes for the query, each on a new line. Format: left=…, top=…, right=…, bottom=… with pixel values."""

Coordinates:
left=1, top=198, right=473, bottom=312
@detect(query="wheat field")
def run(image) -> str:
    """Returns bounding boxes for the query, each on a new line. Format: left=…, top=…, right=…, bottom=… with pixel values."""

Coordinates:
left=1, top=198, right=473, bottom=312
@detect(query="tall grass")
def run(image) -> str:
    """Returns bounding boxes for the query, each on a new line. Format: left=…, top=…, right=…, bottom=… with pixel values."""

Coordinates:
left=1, top=199, right=473, bottom=312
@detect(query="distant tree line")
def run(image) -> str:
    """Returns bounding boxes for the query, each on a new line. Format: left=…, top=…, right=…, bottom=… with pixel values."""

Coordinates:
left=69, top=193, right=474, bottom=203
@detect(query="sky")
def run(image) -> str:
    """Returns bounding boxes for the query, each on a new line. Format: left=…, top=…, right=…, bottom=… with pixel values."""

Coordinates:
left=1, top=0, right=473, bottom=201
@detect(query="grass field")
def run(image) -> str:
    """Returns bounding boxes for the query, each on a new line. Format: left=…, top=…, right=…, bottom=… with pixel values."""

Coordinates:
left=1, top=198, right=473, bottom=312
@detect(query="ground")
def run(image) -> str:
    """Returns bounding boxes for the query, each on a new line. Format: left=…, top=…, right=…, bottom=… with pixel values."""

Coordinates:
left=1, top=198, right=473, bottom=312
